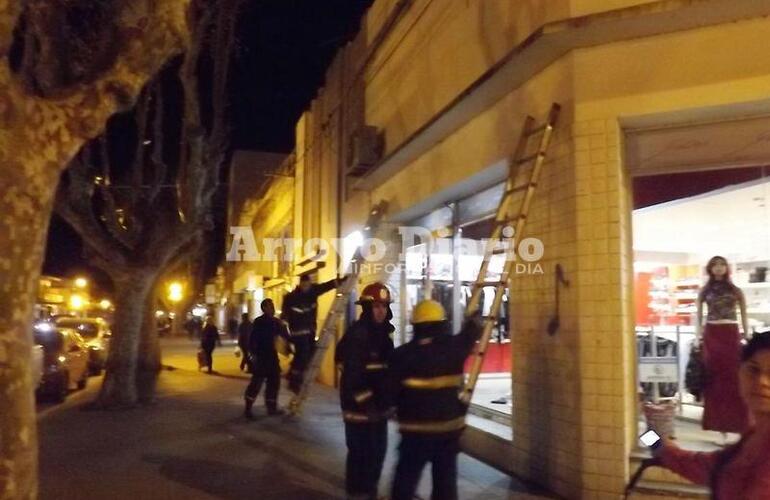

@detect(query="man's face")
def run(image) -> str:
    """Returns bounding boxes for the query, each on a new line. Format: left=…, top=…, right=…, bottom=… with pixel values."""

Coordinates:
left=740, top=349, right=770, bottom=416
left=372, top=302, right=388, bottom=324
left=262, top=302, right=275, bottom=316
left=299, top=280, right=312, bottom=293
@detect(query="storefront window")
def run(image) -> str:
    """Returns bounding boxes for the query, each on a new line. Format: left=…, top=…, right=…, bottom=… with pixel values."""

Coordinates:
left=403, top=208, right=513, bottom=424
left=633, top=169, right=770, bottom=449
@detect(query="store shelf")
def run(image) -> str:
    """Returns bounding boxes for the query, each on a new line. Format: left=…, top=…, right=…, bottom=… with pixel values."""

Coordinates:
left=737, top=282, right=770, bottom=289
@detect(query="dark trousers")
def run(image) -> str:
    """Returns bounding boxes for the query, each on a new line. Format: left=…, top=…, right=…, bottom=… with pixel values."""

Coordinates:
left=391, top=435, right=460, bottom=500
left=345, top=420, right=388, bottom=499
left=202, top=347, right=214, bottom=372
left=244, top=368, right=280, bottom=411
left=288, top=334, right=313, bottom=393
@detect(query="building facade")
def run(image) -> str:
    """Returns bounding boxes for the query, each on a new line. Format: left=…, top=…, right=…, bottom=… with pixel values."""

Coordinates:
left=228, top=1, right=770, bottom=497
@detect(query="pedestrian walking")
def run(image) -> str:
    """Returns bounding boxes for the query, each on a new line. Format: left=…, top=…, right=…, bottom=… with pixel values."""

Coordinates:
left=281, top=273, right=348, bottom=394
left=244, top=299, right=291, bottom=418
left=335, top=282, right=395, bottom=500
left=237, top=312, right=252, bottom=372
left=200, top=316, right=222, bottom=374
left=387, top=300, right=482, bottom=500
left=655, top=331, right=770, bottom=498
left=696, top=256, right=751, bottom=434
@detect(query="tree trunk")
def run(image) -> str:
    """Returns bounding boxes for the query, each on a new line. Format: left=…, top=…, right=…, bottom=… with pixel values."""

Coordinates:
left=96, top=275, right=154, bottom=408
left=0, top=1, right=192, bottom=495
left=136, top=284, right=161, bottom=404
left=0, top=169, right=58, bottom=499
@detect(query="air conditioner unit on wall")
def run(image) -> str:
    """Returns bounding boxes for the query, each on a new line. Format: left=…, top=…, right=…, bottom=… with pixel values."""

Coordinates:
left=347, top=125, right=383, bottom=178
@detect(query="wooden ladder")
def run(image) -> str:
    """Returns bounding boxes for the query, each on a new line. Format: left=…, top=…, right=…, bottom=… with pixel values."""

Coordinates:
left=459, top=103, right=561, bottom=405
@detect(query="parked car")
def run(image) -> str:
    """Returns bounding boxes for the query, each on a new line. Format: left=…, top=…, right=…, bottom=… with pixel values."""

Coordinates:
left=35, top=325, right=89, bottom=402
left=55, top=317, right=111, bottom=375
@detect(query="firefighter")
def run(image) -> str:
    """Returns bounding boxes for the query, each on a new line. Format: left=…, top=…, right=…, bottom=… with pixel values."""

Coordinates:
left=244, top=299, right=291, bottom=418
left=281, top=273, right=347, bottom=394
left=335, top=282, right=395, bottom=500
left=388, top=300, right=483, bottom=500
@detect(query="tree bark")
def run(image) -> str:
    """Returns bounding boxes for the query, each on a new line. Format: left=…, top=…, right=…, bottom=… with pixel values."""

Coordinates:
left=96, top=275, right=155, bottom=408
left=0, top=1, right=192, bottom=495
left=136, top=281, right=161, bottom=404
left=0, top=167, right=58, bottom=499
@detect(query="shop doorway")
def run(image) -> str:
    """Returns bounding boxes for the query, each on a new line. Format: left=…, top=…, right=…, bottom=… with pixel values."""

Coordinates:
left=632, top=165, right=770, bottom=450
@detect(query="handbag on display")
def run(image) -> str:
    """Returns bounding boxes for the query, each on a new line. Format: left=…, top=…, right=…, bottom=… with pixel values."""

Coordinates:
left=685, top=341, right=706, bottom=401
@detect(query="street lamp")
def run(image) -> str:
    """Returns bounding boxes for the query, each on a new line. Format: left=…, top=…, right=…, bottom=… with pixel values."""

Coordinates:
left=74, top=277, right=88, bottom=288
left=167, top=282, right=185, bottom=337
left=70, top=294, right=85, bottom=312
left=168, top=282, right=184, bottom=303
left=99, top=299, right=112, bottom=310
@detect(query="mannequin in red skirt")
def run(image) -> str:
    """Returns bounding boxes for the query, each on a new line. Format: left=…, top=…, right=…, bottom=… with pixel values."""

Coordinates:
left=696, top=256, right=750, bottom=435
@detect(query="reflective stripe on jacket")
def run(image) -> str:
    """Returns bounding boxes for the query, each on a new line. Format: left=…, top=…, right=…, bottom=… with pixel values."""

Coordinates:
left=387, top=319, right=481, bottom=437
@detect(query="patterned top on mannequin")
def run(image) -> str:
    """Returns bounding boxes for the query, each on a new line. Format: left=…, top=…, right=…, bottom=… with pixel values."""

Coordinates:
left=699, top=280, right=739, bottom=322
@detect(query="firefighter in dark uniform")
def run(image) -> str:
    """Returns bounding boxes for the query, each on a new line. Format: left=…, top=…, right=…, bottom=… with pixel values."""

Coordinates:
left=335, top=282, right=395, bottom=500
left=244, top=299, right=291, bottom=418
left=387, top=299, right=482, bottom=500
left=281, top=273, right=347, bottom=394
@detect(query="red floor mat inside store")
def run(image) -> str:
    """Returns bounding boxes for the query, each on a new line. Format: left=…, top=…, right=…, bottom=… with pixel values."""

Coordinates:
left=465, top=343, right=512, bottom=373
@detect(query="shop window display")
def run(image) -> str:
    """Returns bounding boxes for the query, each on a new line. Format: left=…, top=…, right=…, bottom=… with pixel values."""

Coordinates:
left=634, top=172, right=770, bottom=448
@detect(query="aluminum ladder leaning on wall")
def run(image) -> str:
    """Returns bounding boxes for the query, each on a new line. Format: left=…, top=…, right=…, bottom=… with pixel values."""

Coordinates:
left=459, top=103, right=561, bottom=405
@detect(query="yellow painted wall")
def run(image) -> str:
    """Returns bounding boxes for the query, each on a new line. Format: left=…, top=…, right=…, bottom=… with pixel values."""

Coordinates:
left=570, top=0, right=658, bottom=17
left=363, top=0, right=569, bottom=158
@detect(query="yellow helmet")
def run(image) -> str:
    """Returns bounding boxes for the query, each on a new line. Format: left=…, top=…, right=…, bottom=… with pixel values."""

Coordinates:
left=411, top=300, right=447, bottom=324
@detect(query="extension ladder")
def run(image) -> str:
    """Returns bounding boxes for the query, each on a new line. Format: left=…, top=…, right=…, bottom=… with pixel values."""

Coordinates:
left=288, top=200, right=389, bottom=416
left=459, top=103, right=561, bottom=405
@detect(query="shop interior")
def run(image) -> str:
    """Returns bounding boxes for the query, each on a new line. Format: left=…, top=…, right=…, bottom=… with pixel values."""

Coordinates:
left=633, top=168, right=770, bottom=449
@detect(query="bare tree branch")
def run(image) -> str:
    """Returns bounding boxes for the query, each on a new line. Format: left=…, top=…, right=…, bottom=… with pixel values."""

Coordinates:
left=148, top=80, right=167, bottom=203
left=55, top=152, right=131, bottom=267
left=0, top=0, right=22, bottom=58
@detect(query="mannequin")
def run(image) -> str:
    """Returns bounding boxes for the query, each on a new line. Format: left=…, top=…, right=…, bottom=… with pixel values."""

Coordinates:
left=696, top=256, right=750, bottom=436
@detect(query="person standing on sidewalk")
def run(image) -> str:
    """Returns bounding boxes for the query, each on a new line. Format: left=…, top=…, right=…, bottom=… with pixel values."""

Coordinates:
left=387, top=300, right=482, bottom=500
left=237, top=312, right=252, bottom=373
left=244, top=299, right=291, bottom=418
left=336, top=282, right=395, bottom=500
left=281, top=273, right=348, bottom=394
left=200, top=316, right=222, bottom=374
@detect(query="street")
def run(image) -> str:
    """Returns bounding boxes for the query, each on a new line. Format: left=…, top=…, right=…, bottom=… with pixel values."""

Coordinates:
left=38, top=338, right=553, bottom=500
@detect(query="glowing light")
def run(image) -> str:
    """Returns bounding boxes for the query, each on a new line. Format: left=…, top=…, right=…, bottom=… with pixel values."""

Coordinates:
left=34, top=322, right=53, bottom=332
left=192, top=307, right=207, bottom=318
left=168, top=282, right=183, bottom=303
left=57, top=356, right=66, bottom=363
left=99, top=299, right=111, bottom=310
left=346, top=231, right=364, bottom=249
left=70, top=294, right=84, bottom=310
left=74, top=277, right=88, bottom=288
left=155, top=310, right=165, bottom=318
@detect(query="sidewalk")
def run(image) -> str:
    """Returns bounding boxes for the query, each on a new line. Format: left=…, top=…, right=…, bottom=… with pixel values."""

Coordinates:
left=38, top=339, right=555, bottom=500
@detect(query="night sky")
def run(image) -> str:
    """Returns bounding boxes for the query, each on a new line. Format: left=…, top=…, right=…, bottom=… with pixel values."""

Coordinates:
left=43, top=0, right=375, bottom=294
